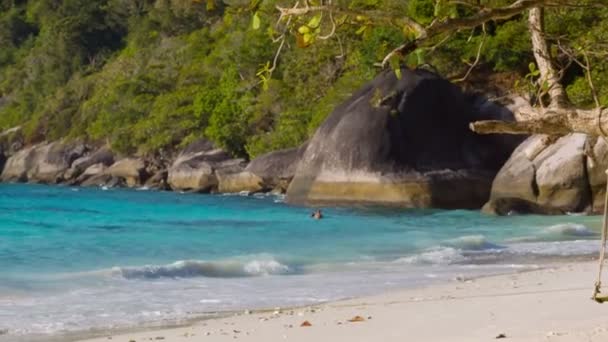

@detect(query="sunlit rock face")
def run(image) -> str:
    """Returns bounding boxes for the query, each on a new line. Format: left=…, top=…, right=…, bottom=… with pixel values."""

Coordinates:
left=286, top=67, right=521, bottom=209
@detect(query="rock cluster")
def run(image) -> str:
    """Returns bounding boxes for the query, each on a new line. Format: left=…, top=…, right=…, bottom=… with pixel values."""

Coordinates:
left=484, top=134, right=607, bottom=215
left=1, top=67, right=597, bottom=214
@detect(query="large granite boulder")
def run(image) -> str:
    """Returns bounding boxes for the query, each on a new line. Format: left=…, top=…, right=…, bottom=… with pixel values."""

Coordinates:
left=246, top=145, right=305, bottom=192
left=285, top=67, right=521, bottom=208
left=588, top=137, right=608, bottom=213
left=1, top=142, right=86, bottom=183
left=66, top=147, right=114, bottom=180
left=484, top=133, right=593, bottom=215
left=29, top=142, right=86, bottom=183
left=74, top=163, right=109, bottom=186
left=167, top=139, right=247, bottom=192
left=144, top=170, right=169, bottom=190
left=106, top=158, right=147, bottom=187
left=217, top=171, right=265, bottom=193
left=1, top=145, right=38, bottom=182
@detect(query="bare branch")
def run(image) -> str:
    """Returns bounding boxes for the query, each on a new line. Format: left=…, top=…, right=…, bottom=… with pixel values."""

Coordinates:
left=454, top=25, right=487, bottom=83
left=382, top=0, right=553, bottom=67
left=318, top=8, right=336, bottom=40
left=583, top=51, right=601, bottom=109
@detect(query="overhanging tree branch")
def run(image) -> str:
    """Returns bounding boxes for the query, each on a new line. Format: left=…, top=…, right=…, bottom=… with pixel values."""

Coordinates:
left=276, top=0, right=607, bottom=139
left=471, top=107, right=608, bottom=136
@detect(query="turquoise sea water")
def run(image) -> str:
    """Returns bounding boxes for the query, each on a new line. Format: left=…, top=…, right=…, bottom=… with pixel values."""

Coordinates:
left=0, top=183, right=602, bottom=340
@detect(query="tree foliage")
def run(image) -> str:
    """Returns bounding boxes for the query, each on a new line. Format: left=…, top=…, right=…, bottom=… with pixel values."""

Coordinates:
left=0, top=0, right=606, bottom=158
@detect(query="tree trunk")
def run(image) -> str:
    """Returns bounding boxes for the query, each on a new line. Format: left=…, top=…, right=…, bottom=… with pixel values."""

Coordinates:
left=528, top=7, right=569, bottom=109
left=469, top=7, right=603, bottom=138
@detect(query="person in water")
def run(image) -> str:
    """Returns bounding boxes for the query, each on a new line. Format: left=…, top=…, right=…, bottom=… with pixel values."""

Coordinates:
left=311, top=209, right=323, bottom=219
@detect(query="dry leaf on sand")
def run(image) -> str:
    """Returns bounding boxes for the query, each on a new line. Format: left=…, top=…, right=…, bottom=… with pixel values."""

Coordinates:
left=300, top=320, right=312, bottom=327
left=348, top=316, right=366, bottom=322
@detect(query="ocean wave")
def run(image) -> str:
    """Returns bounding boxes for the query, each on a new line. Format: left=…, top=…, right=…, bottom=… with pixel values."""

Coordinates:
left=542, top=223, right=596, bottom=238
left=508, top=223, right=597, bottom=243
left=395, top=238, right=599, bottom=266
left=442, top=235, right=504, bottom=250
left=394, top=247, right=467, bottom=265
left=395, top=235, right=503, bottom=266
left=111, top=258, right=291, bottom=279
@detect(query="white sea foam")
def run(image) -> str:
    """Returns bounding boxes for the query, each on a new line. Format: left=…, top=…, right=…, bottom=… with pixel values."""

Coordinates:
left=443, top=235, right=503, bottom=250
left=3, top=241, right=598, bottom=339
left=542, top=223, right=596, bottom=237
left=395, top=237, right=599, bottom=266
left=111, top=258, right=290, bottom=279
left=509, top=223, right=598, bottom=243
left=506, top=239, right=599, bottom=257
left=395, top=247, right=467, bottom=265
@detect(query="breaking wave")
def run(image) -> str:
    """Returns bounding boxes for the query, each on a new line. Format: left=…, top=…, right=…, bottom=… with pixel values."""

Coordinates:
left=395, top=234, right=599, bottom=266
left=443, top=235, right=504, bottom=250
left=110, top=258, right=291, bottom=279
left=394, top=247, right=467, bottom=265
left=542, top=223, right=596, bottom=238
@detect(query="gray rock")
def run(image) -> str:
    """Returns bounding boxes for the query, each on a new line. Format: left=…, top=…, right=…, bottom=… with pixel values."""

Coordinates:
left=1, top=142, right=85, bottom=183
left=0, top=145, right=38, bottom=182
left=168, top=161, right=216, bottom=192
left=587, top=137, right=608, bottom=213
left=66, top=147, right=114, bottom=179
left=106, top=158, right=147, bottom=187
left=285, top=68, right=519, bottom=208
left=168, top=139, right=245, bottom=192
left=482, top=136, right=544, bottom=215
left=144, top=170, right=169, bottom=190
left=217, top=171, right=265, bottom=193
left=535, top=134, right=588, bottom=210
left=484, top=134, right=591, bottom=215
left=246, top=145, right=305, bottom=189
left=30, top=142, right=86, bottom=183
left=70, top=163, right=108, bottom=185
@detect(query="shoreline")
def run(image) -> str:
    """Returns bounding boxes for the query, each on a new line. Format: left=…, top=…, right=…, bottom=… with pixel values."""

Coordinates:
left=71, top=259, right=608, bottom=342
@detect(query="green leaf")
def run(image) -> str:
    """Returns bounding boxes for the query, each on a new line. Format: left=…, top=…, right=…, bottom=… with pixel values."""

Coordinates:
left=308, top=14, right=322, bottom=29
left=389, top=55, right=402, bottom=79
left=541, top=80, right=549, bottom=92
left=267, top=26, right=276, bottom=38
left=303, top=33, right=313, bottom=44
left=528, top=62, right=536, bottom=73
left=355, top=25, right=367, bottom=35
left=297, top=25, right=310, bottom=35
left=414, top=48, right=425, bottom=66
left=252, top=12, right=261, bottom=30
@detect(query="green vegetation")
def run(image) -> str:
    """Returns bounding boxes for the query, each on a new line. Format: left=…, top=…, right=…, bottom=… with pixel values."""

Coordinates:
left=0, top=0, right=606, bottom=158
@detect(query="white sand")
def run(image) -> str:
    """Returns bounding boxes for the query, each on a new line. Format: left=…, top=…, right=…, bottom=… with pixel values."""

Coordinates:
left=78, top=261, right=608, bottom=342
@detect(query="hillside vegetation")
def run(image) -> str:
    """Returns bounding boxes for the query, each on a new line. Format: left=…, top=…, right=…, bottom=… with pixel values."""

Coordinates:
left=0, top=0, right=606, bottom=158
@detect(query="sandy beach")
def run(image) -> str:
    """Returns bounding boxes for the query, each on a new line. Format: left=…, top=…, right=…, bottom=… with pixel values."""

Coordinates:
left=76, top=261, right=608, bottom=342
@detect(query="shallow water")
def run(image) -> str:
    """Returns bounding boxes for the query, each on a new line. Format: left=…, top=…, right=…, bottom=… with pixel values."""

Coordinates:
left=0, top=183, right=601, bottom=340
